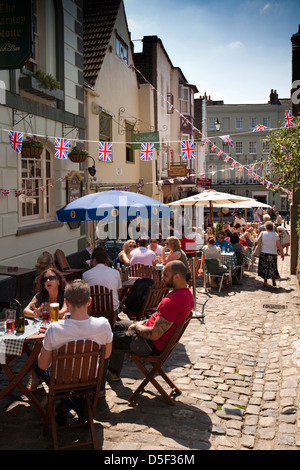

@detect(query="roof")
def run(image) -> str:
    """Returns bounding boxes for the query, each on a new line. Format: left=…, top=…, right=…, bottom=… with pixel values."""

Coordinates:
left=83, top=0, right=121, bottom=86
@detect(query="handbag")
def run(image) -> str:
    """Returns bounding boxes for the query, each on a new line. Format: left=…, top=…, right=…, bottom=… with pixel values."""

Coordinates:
left=253, top=235, right=262, bottom=257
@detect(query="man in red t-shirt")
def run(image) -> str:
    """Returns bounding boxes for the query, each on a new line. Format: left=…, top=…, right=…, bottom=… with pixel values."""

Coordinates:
left=107, top=260, right=194, bottom=381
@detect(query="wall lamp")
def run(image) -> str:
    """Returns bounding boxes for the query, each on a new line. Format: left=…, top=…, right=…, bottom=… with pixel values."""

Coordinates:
left=86, top=156, right=96, bottom=177
left=214, top=119, right=221, bottom=131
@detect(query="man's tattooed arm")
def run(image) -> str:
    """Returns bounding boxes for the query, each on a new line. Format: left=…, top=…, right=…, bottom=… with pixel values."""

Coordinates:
left=129, top=315, right=173, bottom=341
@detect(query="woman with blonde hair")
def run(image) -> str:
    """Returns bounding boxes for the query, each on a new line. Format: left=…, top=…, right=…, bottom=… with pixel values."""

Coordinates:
left=118, top=239, right=136, bottom=266
left=161, top=236, right=191, bottom=281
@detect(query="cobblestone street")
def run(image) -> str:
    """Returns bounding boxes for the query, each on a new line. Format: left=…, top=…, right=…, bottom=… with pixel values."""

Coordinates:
left=0, top=254, right=299, bottom=451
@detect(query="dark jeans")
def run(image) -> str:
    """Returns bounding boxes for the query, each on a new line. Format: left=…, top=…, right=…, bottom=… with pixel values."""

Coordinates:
left=109, top=320, right=159, bottom=374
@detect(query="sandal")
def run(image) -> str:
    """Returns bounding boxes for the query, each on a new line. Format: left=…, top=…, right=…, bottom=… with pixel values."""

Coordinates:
left=26, top=374, right=40, bottom=392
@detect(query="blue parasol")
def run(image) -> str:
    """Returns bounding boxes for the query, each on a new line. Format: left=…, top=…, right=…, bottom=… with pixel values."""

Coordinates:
left=56, top=190, right=170, bottom=266
left=56, top=190, right=170, bottom=223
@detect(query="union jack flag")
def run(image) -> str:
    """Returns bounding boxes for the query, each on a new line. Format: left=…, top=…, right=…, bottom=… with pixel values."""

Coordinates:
left=220, top=135, right=234, bottom=147
left=217, top=150, right=223, bottom=157
left=140, top=142, right=154, bottom=161
left=55, top=138, right=69, bottom=159
left=253, top=125, right=268, bottom=132
left=181, top=140, right=195, bottom=159
left=231, top=160, right=237, bottom=168
left=99, top=141, right=112, bottom=162
left=8, top=131, right=23, bottom=153
left=284, top=110, right=295, bottom=128
left=224, top=155, right=230, bottom=162
left=211, top=144, right=216, bottom=151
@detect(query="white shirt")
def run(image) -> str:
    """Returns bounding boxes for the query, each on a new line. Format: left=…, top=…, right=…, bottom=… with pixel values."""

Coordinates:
left=130, top=246, right=156, bottom=266
left=233, top=216, right=246, bottom=226
left=43, top=317, right=113, bottom=352
left=260, top=231, right=280, bottom=255
left=82, top=264, right=122, bottom=311
left=148, top=244, right=163, bottom=256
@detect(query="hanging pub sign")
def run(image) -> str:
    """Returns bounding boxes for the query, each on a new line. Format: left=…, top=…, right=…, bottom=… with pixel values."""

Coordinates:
left=0, top=0, right=33, bottom=70
left=66, top=171, right=84, bottom=230
left=132, top=132, right=160, bottom=150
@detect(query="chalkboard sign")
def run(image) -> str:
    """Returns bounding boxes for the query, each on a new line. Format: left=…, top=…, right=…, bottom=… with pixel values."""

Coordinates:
left=66, top=171, right=84, bottom=230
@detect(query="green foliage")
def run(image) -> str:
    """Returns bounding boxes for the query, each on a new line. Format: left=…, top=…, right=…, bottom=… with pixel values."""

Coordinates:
left=32, top=70, right=60, bottom=91
left=68, top=145, right=89, bottom=156
left=264, top=116, right=300, bottom=191
left=22, top=135, right=44, bottom=148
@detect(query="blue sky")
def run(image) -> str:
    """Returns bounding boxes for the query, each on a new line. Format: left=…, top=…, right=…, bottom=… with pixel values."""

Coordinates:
left=124, top=0, right=300, bottom=104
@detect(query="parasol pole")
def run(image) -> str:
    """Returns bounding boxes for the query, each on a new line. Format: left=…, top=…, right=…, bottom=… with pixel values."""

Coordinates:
left=210, top=201, right=214, bottom=234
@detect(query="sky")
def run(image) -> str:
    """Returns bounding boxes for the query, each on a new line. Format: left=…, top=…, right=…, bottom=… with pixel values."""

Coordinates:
left=123, top=0, right=300, bottom=104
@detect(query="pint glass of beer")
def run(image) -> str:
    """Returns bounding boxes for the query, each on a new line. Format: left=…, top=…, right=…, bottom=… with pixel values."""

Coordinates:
left=50, top=303, right=59, bottom=322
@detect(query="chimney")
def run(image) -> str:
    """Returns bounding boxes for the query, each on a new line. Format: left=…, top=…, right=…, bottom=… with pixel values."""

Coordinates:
left=269, top=89, right=280, bottom=105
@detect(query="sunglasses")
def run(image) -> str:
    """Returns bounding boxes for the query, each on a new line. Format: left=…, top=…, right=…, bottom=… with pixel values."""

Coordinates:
left=44, top=275, right=58, bottom=282
left=218, top=236, right=225, bottom=240
left=150, top=240, right=158, bottom=243
left=129, top=244, right=136, bottom=248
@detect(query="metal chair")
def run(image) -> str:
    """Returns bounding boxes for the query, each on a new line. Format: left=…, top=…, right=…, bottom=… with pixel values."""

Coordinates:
left=204, top=258, right=230, bottom=292
left=126, top=311, right=193, bottom=405
left=89, top=285, right=115, bottom=328
left=42, top=340, right=106, bottom=450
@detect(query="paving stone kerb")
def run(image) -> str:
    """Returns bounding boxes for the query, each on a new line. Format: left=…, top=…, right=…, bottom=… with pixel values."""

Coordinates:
left=0, top=252, right=299, bottom=450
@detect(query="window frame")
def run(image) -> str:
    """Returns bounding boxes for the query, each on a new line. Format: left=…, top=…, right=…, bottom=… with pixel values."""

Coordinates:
left=18, top=145, right=54, bottom=226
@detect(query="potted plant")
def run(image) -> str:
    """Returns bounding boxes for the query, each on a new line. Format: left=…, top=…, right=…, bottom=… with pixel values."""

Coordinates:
left=21, top=135, right=44, bottom=157
left=68, top=145, right=89, bottom=163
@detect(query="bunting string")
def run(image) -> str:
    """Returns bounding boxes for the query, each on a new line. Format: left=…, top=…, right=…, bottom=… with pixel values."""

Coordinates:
left=1, top=54, right=295, bottom=198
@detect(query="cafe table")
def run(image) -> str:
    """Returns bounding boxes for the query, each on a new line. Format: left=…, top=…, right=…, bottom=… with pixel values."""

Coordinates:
left=0, top=265, right=36, bottom=301
left=0, top=318, right=45, bottom=419
left=220, top=252, right=237, bottom=284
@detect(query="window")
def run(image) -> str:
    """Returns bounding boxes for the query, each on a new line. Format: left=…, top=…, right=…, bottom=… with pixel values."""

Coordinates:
left=249, top=141, right=257, bottom=154
left=263, top=117, right=270, bottom=128
left=249, top=118, right=257, bottom=129
left=180, top=87, right=190, bottom=115
left=208, top=164, right=217, bottom=183
left=208, top=118, right=217, bottom=130
left=221, top=165, right=230, bottom=183
left=236, top=142, right=243, bottom=154
left=19, top=147, right=53, bottom=224
left=235, top=167, right=244, bottom=184
left=116, top=34, right=128, bottom=63
left=222, top=143, right=230, bottom=155
left=209, top=142, right=216, bottom=154
left=125, top=122, right=134, bottom=163
left=99, top=111, right=112, bottom=142
left=262, top=141, right=270, bottom=153
left=236, top=118, right=243, bottom=129
left=167, top=92, right=174, bottom=114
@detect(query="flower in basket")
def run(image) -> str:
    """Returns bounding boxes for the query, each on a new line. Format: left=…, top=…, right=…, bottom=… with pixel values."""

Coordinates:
left=68, top=145, right=89, bottom=163
left=21, top=135, right=44, bottom=157
left=22, top=135, right=44, bottom=149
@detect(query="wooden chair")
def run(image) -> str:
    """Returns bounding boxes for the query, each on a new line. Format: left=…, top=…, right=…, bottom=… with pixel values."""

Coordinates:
left=42, top=340, right=106, bottom=450
left=122, top=280, right=169, bottom=321
left=89, top=285, right=115, bottom=328
left=129, top=263, right=160, bottom=282
left=126, top=311, right=193, bottom=405
left=204, top=258, right=230, bottom=292
left=234, top=252, right=245, bottom=281
left=54, top=249, right=84, bottom=280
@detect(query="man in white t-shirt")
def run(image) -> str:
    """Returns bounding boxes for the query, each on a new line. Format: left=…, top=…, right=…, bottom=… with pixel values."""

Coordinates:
left=37, top=280, right=113, bottom=423
left=233, top=212, right=246, bottom=227
left=148, top=237, right=163, bottom=256
left=130, top=238, right=157, bottom=266
left=82, top=247, right=122, bottom=317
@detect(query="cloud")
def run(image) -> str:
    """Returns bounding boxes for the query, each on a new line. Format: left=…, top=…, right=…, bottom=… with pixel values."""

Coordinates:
left=227, top=41, right=244, bottom=50
left=262, top=3, right=271, bottom=12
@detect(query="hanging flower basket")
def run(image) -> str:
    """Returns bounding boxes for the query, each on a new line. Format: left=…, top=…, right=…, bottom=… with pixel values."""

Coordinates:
left=21, top=147, right=43, bottom=158
left=68, top=146, right=89, bottom=163
left=21, top=136, right=44, bottom=158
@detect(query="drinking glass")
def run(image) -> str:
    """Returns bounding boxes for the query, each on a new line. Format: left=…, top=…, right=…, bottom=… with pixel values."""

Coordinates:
left=5, top=309, right=16, bottom=334
left=50, top=303, right=59, bottom=322
left=42, top=302, right=50, bottom=323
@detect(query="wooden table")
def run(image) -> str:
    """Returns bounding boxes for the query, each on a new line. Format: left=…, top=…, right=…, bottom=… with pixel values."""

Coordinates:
left=0, top=265, right=36, bottom=301
left=0, top=321, right=45, bottom=419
